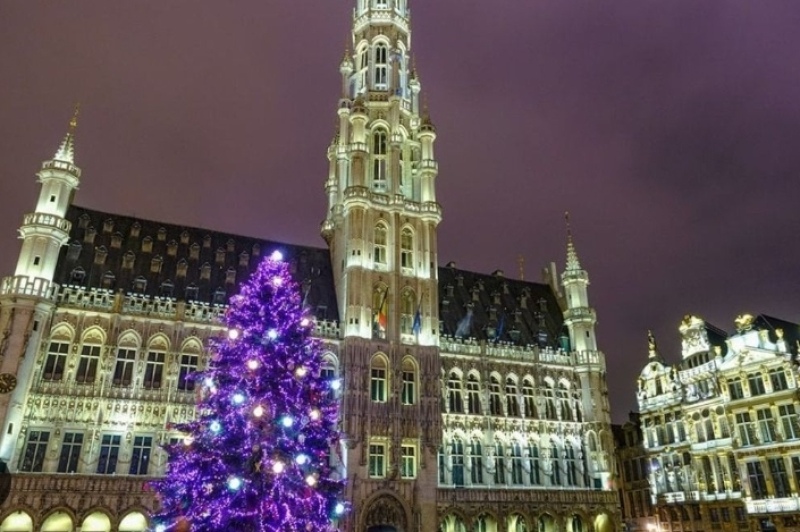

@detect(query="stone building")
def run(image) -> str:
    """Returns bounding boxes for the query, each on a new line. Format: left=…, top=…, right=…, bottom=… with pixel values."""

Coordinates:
left=0, top=1, right=619, bottom=531
left=637, top=314, right=800, bottom=532
left=612, top=413, right=655, bottom=532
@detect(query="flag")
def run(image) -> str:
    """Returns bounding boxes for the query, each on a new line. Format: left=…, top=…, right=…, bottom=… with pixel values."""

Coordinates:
left=494, top=314, right=506, bottom=343
left=455, top=309, right=473, bottom=338
left=412, top=302, right=422, bottom=335
left=373, top=287, right=389, bottom=336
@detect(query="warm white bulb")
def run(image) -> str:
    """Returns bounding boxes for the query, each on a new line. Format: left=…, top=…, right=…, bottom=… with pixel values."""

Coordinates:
left=309, top=408, right=321, bottom=421
left=305, top=474, right=317, bottom=486
left=270, top=250, right=284, bottom=262
left=330, top=379, right=342, bottom=391
left=300, top=318, right=310, bottom=327
left=272, top=276, right=283, bottom=287
left=272, top=461, right=285, bottom=474
left=227, top=476, right=242, bottom=490
left=228, top=329, right=240, bottom=340
left=253, top=405, right=264, bottom=418
left=247, top=359, right=259, bottom=370
left=295, top=454, right=309, bottom=465
left=295, top=366, right=308, bottom=377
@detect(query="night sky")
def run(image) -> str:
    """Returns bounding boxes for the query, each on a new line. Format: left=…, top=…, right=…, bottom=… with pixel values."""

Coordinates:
left=2, top=1, right=799, bottom=422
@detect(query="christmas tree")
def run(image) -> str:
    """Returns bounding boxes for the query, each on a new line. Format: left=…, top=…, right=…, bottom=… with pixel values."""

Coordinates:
left=152, top=250, right=346, bottom=532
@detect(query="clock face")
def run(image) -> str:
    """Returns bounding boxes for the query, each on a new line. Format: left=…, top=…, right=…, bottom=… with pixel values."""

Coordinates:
left=0, top=374, right=17, bottom=394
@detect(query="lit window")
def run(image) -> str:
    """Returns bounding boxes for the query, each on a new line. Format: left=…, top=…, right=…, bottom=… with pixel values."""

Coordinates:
left=401, top=445, right=416, bottom=478
left=369, top=443, right=386, bottom=477
left=372, top=130, right=387, bottom=191
left=401, top=360, right=416, bottom=405
left=467, top=374, right=481, bottom=415
left=400, top=289, right=415, bottom=335
left=493, top=443, right=505, bottom=485
left=505, top=378, right=520, bottom=417
left=374, top=224, right=387, bottom=266
left=96, top=434, right=121, bottom=474
left=451, top=438, right=465, bottom=487
left=448, top=372, right=463, bottom=413
left=374, top=44, right=388, bottom=88
left=470, top=439, right=483, bottom=484
left=522, top=379, right=536, bottom=418
left=400, top=228, right=413, bottom=270
left=19, top=430, right=50, bottom=472
left=489, top=376, right=503, bottom=416
left=370, top=357, right=387, bottom=402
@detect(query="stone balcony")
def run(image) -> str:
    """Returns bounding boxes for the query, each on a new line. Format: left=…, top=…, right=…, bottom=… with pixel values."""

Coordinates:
left=0, top=276, right=58, bottom=300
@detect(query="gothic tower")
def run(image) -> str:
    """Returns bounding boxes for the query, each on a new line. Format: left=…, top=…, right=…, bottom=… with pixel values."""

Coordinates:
left=561, top=222, right=615, bottom=490
left=0, top=108, right=81, bottom=461
left=321, top=1, right=442, bottom=530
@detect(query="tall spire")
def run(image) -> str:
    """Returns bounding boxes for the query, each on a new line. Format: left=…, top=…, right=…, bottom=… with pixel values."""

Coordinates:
left=565, top=211, right=582, bottom=272
left=53, top=103, right=80, bottom=163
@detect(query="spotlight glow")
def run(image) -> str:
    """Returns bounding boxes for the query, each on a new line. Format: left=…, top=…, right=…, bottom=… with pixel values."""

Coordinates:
left=334, top=503, right=345, bottom=515
left=210, top=421, right=222, bottom=434
left=330, top=379, right=342, bottom=391
left=295, top=454, right=309, bottom=465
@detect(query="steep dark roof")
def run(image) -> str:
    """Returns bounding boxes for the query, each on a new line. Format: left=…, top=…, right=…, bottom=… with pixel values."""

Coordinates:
left=56, top=206, right=566, bottom=348
left=55, top=206, right=340, bottom=322
left=754, top=314, right=800, bottom=355
left=437, top=266, right=565, bottom=348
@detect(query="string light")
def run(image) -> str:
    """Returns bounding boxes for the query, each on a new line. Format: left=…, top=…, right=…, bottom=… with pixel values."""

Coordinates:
left=305, top=474, right=317, bottom=487
left=295, top=366, right=308, bottom=378
left=295, top=454, right=309, bottom=465
left=228, top=329, right=240, bottom=340
left=227, top=477, right=243, bottom=491
left=309, top=408, right=321, bottom=421
left=270, top=250, right=283, bottom=261
left=247, top=359, right=260, bottom=370
left=233, top=393, right=245, bottom=405
left=210, top=421, right=222, bottom=434
left=267, top=329, right=278, bottom=340
left=281, top=415, right=294, bottom=428
left=253, top=405, right=264, bottom=418
left=272, top=460, right=285, bottom=474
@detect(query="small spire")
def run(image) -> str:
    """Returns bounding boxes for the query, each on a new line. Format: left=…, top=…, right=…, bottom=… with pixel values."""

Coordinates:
left=54, top=103, right=80, bottom=163
left=648, top=330, right=659, bottom=360
left=565, top=211, right=582, bottom=271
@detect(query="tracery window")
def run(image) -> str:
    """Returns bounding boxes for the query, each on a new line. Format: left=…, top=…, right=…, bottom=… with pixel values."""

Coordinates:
left=489, top=376, right=503, bottom=416
left=470, top=439, right=483, bottom=484
left=467, top=374, right=481, bottom=415
left=506, top=377, right=520, bottom=417
left=372, top=129, right=388, bottom=191
left=373, top=43, right=388, bottom=88
left=370, top=355, right=388, bottom=402
left=448, top=372, right=464, bottom=413
left=75, top=343, right=101, bottom=384
left=400, top=228, right=414, bottom=270
left=451, top=438, right=465, bottom=486
left=522, top=378, right=536, bottom=418
left=510, top=442, right=524, bottom=484
left=43, top=341, right=69, bottom=381
left=401, top=358, right=416, bottom=405
left=374, top=223, right=388, bottom=266
left=400, top=288, right=415, bottom=335
left=494, top=442, right=506, bottom=485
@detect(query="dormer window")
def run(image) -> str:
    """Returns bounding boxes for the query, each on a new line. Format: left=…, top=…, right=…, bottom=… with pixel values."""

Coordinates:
left=189, top=243, right=200, bottom=260
left=130, top=222, right=141, bottom=238
left=102, top=272, right=116, bottom=289
left=157, top=227, right=167, bottom=241
left=133, top=276, right=147, bottom=293
left=150, top=256, right=163, bottom=274
left=84, top=227, right=96, bottom=244
left=67, top=241, right=82, bottom=261
left=213, top=287, right=227, bottom=305
left=373, top=44, right=388, bottom=89
left=226, top=239, right=235, bottom=252
left=110, top=232, right=123, bottom=249
left=167, top=240, right=178, bottom=257
left=160, top=280, right=174, bottom=298
left=103, top=219, right=114, bottom=233
left=372, top=129, right=388, bottom=191
left=203, top=235, right=212, bottom=248
left=252, top=243, right=261, bottom=256
left=78, top=213, right=90, bottom=229
left=185, top=284, right=199, bottom=301
left=239, top=252, right=250, bottom=267
left=176, top=259, right=188, bottom=278
left=94, top=246, right=108, bottom=266
left=200, top=263, right=211, bottom=280
left=225, top=267, right=236, bottom=285
left=180, top=231, right=190, bottom=245
left=375, top=0, right=388, bottom=9
left=122, top=251, right=135, bottom=269
left=70, top=267, right=86, bottom=284
left=215, top=247, right=226, bottom=265
left=142, top=236, right=153, bottom=253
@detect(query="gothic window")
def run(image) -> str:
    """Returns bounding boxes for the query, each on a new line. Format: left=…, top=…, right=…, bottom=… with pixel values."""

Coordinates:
left=558, top=383, right=573, bottom=421
left=489, top=376, right=503, bottom=416
left=493, top=442, right=505, bottom=485
left=451, top=438, right=465, bottom=487
left=438, top=445, right=446, bottom=484
left=401, top=444, right=416, bottom=478
left=372, top=129, right=388, bottom=191
left=400, top=228, right=414, bottom=271
left=400, top=288, right=415, bottom=335
left=401, top=358, right=416, bottom=405
left=321, top=356, right=337, bottom=381
left=543, top=381, right=558, bottom=420
left=528, top=443, right=541, bottom=485
left=550, top=445, right=562, bottom=485
left=356, top=44, right=369, bottom=92
left=113, top=348, right=136, bottom=387
left=510, top=442, right=524, bottom=485
left=96, top=434, right=121, bottom=474
left=370, top=355, right=388, bottom=402
left=57, top=432, right=83, bottom=473
left=447, top=371, right=463, bottom=413
left=373, top=43, right=388, bottom=88
left=369, top=442, right=386, bottom=477
left=467, top=374, right=481, bottom=415
left=18, top=430, right=50, bottom=473
left=43, top=341, right=69, bottom=381
left=522, top=378, right=536, bottom=418
left=470, top=439, right=483, bottom=484
left=178, top=354, right=198, bottom=391
left=129, top=436, right=153, bottom=475
left=505, top=377, right=520, bottom=417
left=373, top=223, right=388, bottom=266
left=143, top=351, right=165, bottom=389
left=75, top=343, right=101, bottom=384
left=565, top=445, right=579, bottom=486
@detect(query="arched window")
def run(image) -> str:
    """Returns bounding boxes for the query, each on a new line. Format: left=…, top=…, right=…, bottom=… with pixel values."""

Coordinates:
left=522, top=378, right=536, bottom=418
left=528, top=443, right=541, bottom=485
left=494, top=442, right=506, bottom=485
left=143, top=337, right=168, bottom=389
left=76, top=333, right=103, bottom=384
left=565, top=444, right=579, bottom=486
left=451, top=438, right=465, bottom=487
left=550, top=443, right=562, bottom=485
left=543, top=381, right=558, bottom=420
left=505, top=377, right=520, bottom=417
left=374, top=223, right=388, bottom=266
left=510, top=442, right=524, bottom=484
left=470, top=439, right=483, bottom=484
left=559, top=382, right=573, bottom=421
left=467, top=374, right=481, bottom=415
left=400, top=288, right=415, bottom=335
left=372, top=129, right=388, bottom=191
left=374, top=43, right=388, bottom=88
left=448, top=371, right=464, bottom=413
left=400, top=228, right=414, bottom=270
left=401, top=357, right=416, bottom=405
left=489, top=376, right=503, bottom=416
left=370, top=355, right=388, bottom=402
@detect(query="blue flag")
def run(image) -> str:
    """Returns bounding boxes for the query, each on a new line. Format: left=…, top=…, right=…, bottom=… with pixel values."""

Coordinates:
left=412, top=309, right=422, bottom=335
left=495, top=314, right=506, bottom=343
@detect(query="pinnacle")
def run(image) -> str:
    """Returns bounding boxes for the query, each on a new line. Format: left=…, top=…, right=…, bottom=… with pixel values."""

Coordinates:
left=565, top=211, right=582, bottom=272
left=53, top=103, right=80, bottom=163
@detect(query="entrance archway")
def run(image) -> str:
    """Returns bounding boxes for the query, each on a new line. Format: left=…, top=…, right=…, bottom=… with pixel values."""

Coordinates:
left=363, top=495, right=407, bottom=532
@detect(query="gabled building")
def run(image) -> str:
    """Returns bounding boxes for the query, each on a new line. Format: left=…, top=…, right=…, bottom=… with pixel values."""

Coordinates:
left=0, top=1, right=619, bottom=531
left=637, top=314, right=800, bottom=532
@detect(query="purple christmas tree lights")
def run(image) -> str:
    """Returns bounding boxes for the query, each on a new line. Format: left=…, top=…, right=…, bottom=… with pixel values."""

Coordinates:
left=152, top=251, right=345, bottom=531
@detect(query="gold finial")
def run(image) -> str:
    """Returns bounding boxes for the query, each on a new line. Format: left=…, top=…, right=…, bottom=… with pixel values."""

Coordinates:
left=518, top=254, right=525, bottom=281
left=69, top=102, right=80, bottom=132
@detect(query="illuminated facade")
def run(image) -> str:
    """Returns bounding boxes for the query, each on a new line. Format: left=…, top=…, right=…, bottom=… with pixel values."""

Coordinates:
left=0, top=1, right=619, bottom=531
left=612, top=413, right=655, bottom=532
left=637, top=314, right=800, bottom=532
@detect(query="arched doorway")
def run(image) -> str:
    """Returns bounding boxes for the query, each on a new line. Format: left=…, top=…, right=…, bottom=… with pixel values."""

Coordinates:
left=118, top=512, right=148, bottom=532
left=40, top=512, right=73, bottom=532
left=363, top=495, right=406, bottom=532
left=80, top=513, right=111, bottom=532
left=594, top=513, right=613, bottom=532
left=0, top=511, right=33, bottom=532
